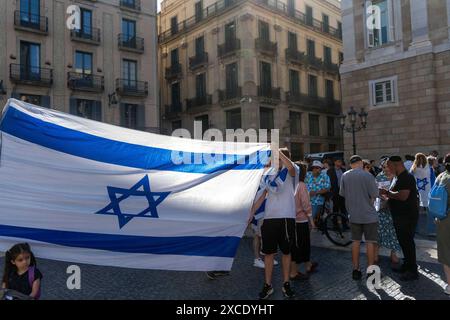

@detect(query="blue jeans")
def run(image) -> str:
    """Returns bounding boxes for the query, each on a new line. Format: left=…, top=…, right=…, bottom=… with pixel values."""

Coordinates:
left=312, top=205, right=322, bottom=219
left=426, top=208, right=437, bottom=235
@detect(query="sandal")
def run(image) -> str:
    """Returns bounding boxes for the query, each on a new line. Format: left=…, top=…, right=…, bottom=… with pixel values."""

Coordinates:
left=290, top=272, right=309, bottom=281
left=307, top=262, right=319, bottom=274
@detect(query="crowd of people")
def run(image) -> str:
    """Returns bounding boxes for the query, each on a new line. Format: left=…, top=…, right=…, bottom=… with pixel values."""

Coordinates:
left=2, top=149, right=450, bottom=300
left=242, top=149, right=450, bottom=299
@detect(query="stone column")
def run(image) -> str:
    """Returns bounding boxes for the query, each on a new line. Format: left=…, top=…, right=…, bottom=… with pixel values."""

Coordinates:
left=409, top=0, right=432, bottom=48
left=341, top=0, right=357, bottom=65
left=447, top=0, right=450, bottom=40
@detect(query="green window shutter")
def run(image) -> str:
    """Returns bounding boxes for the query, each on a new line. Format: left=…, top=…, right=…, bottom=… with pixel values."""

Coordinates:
left=69, top=98, right=78, bottom=115
left=137, top=104, right=146, bottom=130
left=94, top=100, right=102, bottom=121
left=120, top=103, right=127, bottom=127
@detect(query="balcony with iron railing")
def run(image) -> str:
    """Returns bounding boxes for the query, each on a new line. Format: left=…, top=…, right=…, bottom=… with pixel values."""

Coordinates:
left=186, top=94, right=212, bottom=111
left=165, top=63, right=183, bottom=80
left=218, top=86, right=242, bottom=103
left=120, top=0, right=141, bottom=12
left=257, top=86, right=281, bottom=100
left=218, top=38, right=241, bottom=59
left=14, top=11, right=48, bottom=34
left=118, top=34, right=144, bottom=53
left=71, top=27, right=101, bottom=45
left=256, top=0, right=342, bottom=41
left=10, top=64, right=53, bottom=87
left=159, top=0, right=242, bottom=42
left=323, top=61, right=340, bottom=74
left=164, top=102, right=183, bottom=119
left=116, top=79, right=148, bottom=97
left=255, top=38, right=278, bottom=57
left=285, top=48, right=307, bottom=65
left=189, top=52, right=209, bottom=70
left=286, top=92, right=341, bottom=114
left=306, top=55, right=324, bottom=69
left=67, top=72, right=104, bottom=92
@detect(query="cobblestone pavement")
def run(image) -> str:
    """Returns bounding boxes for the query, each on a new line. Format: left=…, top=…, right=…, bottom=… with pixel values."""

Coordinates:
left=0, top=236, right=448, bottom=300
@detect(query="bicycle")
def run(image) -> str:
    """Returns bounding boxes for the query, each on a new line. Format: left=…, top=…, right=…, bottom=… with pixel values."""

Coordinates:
left=314, top=200, right=352, bottom=247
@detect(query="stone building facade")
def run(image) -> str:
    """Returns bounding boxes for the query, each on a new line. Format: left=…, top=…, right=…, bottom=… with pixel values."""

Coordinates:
left=0, top=0, right=159, bottom=132
left=159, top=0, right=343, bottom=161
left=341, top=0, right=450, bottom=161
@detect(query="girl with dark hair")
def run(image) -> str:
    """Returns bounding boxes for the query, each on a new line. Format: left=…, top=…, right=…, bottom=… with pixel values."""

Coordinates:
left=1, top=243, right=42, bottom=299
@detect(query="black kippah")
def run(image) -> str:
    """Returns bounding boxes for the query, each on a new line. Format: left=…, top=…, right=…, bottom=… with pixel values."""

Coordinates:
left=388, top=155, right=402, bottom=162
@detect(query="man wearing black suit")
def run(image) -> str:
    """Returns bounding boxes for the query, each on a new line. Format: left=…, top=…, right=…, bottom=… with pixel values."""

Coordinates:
left=327, top=158, right=346, bottom=214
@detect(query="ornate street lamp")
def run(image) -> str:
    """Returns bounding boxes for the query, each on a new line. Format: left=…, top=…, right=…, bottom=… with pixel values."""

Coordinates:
left=340, top=107, right=368, bottom=155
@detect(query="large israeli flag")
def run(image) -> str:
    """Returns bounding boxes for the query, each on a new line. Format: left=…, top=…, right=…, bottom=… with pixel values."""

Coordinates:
left=0, top=99, right=270, bottom=271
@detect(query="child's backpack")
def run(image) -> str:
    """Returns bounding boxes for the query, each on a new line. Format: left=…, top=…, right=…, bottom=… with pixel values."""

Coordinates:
left=428, top=182, right=449, bottom=220
left=28, top=266, right=41, bottom=300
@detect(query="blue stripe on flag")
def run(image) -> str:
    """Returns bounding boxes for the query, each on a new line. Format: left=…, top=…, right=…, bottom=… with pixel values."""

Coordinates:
left=0, top=106, right=269, bottom=173
left=0, top=224, right=241, bottom=258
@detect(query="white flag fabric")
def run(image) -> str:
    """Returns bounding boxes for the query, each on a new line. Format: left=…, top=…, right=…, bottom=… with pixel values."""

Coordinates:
left=0, top=99, right=270, bottom=271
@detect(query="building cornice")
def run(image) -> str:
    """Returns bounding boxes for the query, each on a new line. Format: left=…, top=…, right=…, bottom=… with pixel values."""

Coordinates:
left=341, top=41, right=450, bottom=74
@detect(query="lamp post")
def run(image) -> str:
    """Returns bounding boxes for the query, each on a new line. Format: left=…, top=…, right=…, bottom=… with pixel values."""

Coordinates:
left=108, top=92, right=118, bottom=107
left=340, top=107, right=368, bottom=155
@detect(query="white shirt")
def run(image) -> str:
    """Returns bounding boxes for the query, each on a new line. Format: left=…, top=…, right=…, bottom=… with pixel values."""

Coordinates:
left=264, top=166, right=299, bottom=219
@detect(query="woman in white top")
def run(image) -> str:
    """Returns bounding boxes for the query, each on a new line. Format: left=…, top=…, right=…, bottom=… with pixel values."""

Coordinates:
left=410, top=153, right=435, bottom=236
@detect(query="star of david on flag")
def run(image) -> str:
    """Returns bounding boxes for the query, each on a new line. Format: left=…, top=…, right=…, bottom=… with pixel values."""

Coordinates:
left=96, top=175, right=171, bottom=228
left=416, top=178, right=428, bottom=191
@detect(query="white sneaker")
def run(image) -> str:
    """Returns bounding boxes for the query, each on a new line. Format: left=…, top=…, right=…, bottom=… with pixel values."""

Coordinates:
left=274, top=259, right=279, bottom=266
left=445, top=285, right=450, bottom=296
left=253, top=258, right=265, bottom=269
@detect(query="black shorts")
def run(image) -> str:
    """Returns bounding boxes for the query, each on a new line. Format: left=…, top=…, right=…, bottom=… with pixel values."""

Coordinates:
left=261, top=218, right=296, bottom=255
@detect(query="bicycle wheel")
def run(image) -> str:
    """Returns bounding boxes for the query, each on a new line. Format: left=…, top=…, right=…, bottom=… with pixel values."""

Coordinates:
left=324, top=213, right=352, bottom=247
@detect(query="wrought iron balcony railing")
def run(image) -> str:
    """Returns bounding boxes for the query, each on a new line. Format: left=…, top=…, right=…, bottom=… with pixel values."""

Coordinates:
left=159, top=0, right=242, bottom=42
left=256, top=0, right=342, bottom=41
left=118, top=34, right=144, bottom=52
left=189, top=52, right=209, bottom=70
left=120, top=0, right=141, bottom=12
left=10, top=64, right=53, bottom=87
left=116, top=79, right=148, bottom=97
left=164, top=102, right=183, bottom=119
left=257, top=86, right=281, bottom=100
left=255, top=38, right=278, bottom=57
left=218, top=39, right=241, bottom=59
left=285, top=48, right=307, bottom=65
left=286, top=92, right=341, bottom=114
left=165, top=63, right=183, bottom=80
left=186, top=95, right=212, bottom=109
left=218, top=86, right=242, bottom=102
left=71, top=27, right=101, bottom=44
left=67, top=72, right=104, bottom=92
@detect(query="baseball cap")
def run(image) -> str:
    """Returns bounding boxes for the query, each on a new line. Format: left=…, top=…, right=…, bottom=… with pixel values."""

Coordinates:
left=349, top=155, right=362, bottom=164
left=311, top=160, right=323, bottom=169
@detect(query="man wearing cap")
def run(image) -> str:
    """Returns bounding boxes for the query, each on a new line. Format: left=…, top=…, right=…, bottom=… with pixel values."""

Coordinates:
left=339, top=155, right=379, bottom=280
left=305, top=161, right=331, bottom=220
left=380, top=156, right=420, bottom=281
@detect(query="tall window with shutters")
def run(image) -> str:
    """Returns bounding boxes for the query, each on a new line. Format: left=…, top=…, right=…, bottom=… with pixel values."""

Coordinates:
left=288, top=32, right=297, bottom=50
left=308, top=75, right=318, bottom=98
left=70, top=98, right=102, bottom=121
left=120, top=103, right=145, bottom=130
left=366, top=0, right=391, bottom=48
left=289, top=69, right=300, bottom=96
